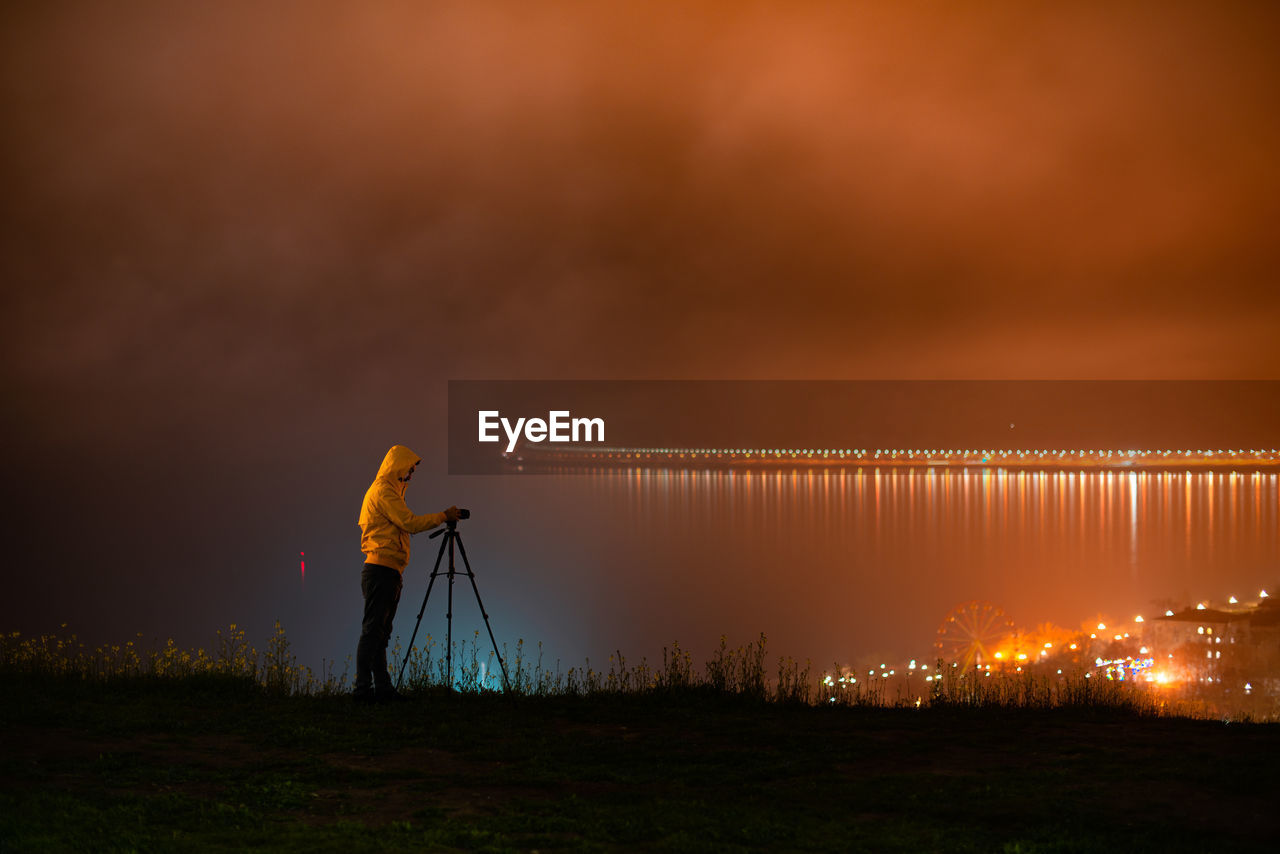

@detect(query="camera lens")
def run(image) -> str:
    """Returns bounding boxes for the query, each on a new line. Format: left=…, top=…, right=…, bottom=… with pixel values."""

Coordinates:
left=458, top=508, right=471, bottom=519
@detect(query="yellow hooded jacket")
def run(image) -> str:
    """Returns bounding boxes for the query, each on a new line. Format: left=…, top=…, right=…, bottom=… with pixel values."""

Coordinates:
left=358, top=445, right=447, bottom=573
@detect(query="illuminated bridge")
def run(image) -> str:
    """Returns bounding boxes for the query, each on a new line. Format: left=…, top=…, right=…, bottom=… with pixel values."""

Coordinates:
left=503, top=446, right=1280, bottom=471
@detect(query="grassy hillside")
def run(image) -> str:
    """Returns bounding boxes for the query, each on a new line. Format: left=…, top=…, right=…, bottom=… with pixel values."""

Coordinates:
left=2, top=673, right=1277, bottom=852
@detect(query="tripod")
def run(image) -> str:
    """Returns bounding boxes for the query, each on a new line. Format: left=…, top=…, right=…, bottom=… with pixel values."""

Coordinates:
left=396, top=519, right=511, bottom=692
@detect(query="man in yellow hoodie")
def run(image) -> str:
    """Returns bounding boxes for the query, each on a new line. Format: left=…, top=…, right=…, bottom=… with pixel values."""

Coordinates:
left=355, top=444, right=459, bottom=703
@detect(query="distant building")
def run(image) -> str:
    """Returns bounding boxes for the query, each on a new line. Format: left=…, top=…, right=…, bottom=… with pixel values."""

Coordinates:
left=1142, top=599, right=1280, bottom=693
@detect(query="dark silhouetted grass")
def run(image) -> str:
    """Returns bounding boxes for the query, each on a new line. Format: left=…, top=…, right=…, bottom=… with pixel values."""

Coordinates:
left=3, top=625, right=1279, bottom=850
left=3, top=668, right=1279, bottom=852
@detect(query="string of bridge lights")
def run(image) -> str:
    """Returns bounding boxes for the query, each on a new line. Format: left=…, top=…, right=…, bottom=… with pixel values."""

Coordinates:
left=526, top=447, right=1278, bottom=460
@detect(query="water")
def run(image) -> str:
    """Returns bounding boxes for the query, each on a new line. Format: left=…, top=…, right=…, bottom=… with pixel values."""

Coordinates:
left=458, top=468, right=1280, bottom=670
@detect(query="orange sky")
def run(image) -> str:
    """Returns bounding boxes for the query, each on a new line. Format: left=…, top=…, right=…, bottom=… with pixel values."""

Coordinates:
left=4, top=1, right=1279, bottom=404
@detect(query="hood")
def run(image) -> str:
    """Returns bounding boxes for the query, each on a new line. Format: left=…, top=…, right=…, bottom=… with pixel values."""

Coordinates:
left=375, top=445, right=421, bottom=486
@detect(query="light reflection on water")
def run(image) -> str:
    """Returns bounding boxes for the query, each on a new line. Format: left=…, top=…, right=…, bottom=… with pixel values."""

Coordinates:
left=593, top=468, right=1277, bottom=569
left=499, top=469, right=1280, bottom=665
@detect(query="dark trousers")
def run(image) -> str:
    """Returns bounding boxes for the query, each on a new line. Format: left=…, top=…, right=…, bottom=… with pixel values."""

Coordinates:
left=355, top=563, right=403, bottom=691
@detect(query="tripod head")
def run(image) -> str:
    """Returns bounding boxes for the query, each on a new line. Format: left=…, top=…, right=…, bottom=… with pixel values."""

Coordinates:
left=430, top=508, right=471, bottom=538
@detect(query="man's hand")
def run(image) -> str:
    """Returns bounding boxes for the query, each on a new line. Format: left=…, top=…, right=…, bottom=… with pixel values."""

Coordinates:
left=444, top=505, right=460, bottom=523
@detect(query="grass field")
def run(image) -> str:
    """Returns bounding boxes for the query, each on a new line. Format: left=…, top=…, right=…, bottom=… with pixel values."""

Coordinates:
left=2, top=626, right=1276, bottom=852
left=3, top=673, right=1278, bottom=853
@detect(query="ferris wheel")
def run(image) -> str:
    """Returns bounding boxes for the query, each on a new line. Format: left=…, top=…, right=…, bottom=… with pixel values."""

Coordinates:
left=935, top=600, right=1015, bottom=671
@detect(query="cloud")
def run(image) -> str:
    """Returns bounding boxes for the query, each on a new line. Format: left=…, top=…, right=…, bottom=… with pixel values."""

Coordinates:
left=3, top=0, right=1279, bottom=430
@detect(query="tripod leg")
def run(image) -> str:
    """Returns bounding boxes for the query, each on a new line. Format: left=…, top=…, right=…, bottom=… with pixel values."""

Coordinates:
left=396, top=529, right=450, bottom=690
left=453, top=531, right=512, bottom=692
left=446, top=531, right=456, bottom=689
